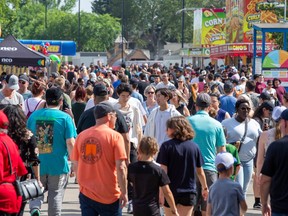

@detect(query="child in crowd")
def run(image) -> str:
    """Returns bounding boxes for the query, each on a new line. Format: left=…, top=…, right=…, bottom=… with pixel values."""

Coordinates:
left=128, top=136, right=179, bottom=216
left=207, top=152, right=247, bottom=216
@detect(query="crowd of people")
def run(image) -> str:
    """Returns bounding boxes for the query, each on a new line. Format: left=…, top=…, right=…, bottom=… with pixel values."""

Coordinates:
left=0, top=61, right=288, bottom=216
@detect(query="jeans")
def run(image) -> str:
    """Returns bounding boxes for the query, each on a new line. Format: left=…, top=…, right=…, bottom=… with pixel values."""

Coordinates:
left=236, top=159, right=253, bottom=197
left=29, top=174, right=69, bottom=216
left=272, top=213, right=288, bottom=216
left=79, top=192, right=122, bottom=216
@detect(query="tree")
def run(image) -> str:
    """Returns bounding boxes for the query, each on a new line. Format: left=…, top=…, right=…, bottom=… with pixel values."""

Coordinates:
left=12, top=2, right=121, bottom=52
left=91, top=0, right=225, bottom=59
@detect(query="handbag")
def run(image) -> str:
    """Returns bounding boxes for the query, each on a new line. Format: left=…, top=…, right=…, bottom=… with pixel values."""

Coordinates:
left=231, top=119, right=248, bottom=152
left=2, top=139, right=43, bottom=201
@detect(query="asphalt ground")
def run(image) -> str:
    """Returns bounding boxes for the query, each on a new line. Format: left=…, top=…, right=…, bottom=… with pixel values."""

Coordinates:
left=24, top=176, right=262, bottom=216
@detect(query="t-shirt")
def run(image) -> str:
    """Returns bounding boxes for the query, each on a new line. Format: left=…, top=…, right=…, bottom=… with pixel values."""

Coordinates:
left=19, top=90, right=32, bottom=101
left=128, top=161, right=170, bottom=216
left=155, top=108, right=172, bottom=146
left=261, top=136, right=288, bottom=213
left=208, top=178, right=245, bottom=216
left=77, top=107, right=129, bottom=135
left=220, top=95, right=237, bottom=117
left=187, top=111, right=226, bottom=172
left=0, top=90, right=24, bottom=106
left=157, top=139, right=203, bottom=196
left=222, top=118, right=262, bottom=162
left=72, top=102, right=86, bottom=126
left=225, top=144, right=241, bottom=180
left=71, top=124, right=127, bottom=204
left=27, top=108, right=77, bottom=175
left=0, top=133, right=27, bottom=214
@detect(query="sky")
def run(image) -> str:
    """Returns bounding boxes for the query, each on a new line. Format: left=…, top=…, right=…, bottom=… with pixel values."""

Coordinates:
left=72, top=0, right=93, bottom=13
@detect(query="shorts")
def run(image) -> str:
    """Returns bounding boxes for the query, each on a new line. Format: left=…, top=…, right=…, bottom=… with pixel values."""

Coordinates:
left=164, top=193, right=196, bottom=207
left=196, top=169, right=217, bottom=211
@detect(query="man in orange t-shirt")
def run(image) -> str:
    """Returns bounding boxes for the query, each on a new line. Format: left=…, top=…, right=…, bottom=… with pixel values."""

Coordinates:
left=71, top=103, right=128, bottom=216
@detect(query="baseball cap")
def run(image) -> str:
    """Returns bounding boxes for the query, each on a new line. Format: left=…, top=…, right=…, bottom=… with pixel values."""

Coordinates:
left=261, top=101, right=274, bottom=112
left=215, top=152, right=235, bottom=172
left=196, top=93, right=211, bottom=108
left=50, top=72, right=59, bottom=79
left=272, top=106, right=286, bottom=122
left=201, top=70, right=207, bottom=75
left=94, top=103, right=115, bottom=120
left=19, top=74, right=29, bottom=83
left=5, top=74, right=19, bottom=90
left=93, top=83, right=108, bottom=96
left=259, top=92, right=271, bottom=101
left=185, top=67, right=192, bottom=71
left=240, top=76, right=248, bottom=81
left=280, top=108, right=288, bottom=121
left=0, top=110, right=9, bottom=129
left=45, top=87, right=63, bottom=105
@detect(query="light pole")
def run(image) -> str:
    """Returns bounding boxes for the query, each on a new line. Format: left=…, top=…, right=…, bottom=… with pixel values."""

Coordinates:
left=45, top=0, right=48, bottom=29
left=121, top=0, right=124, bottom=64
left=181, top=0, right=185, bottom=67
left=78, top=0, right=81, bottom=51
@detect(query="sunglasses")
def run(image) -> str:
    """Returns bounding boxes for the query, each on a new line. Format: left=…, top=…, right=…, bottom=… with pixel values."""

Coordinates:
left=147, top=92, right=155, bottom=94
left=19, top=81, right=26, bottom=84
left=240, top=107, right=251, bottom=111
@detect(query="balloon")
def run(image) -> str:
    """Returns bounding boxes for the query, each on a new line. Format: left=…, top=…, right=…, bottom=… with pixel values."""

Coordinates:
left=41, top=42, right=45, bottom=47
left=45, top=42, right=50, bottom=46
left=31, top=45, right=36, bottom=50
left=49, top=54, right=61, bottom=63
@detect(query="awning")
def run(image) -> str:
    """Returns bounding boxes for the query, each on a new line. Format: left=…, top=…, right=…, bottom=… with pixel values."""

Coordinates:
left=210, top=43, right=276, bottom=59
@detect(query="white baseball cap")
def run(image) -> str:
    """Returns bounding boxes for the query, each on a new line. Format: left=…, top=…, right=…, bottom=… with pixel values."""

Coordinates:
left=215, top=152, right=235, bottom=171
left=272, top=106, right=286, bottom=122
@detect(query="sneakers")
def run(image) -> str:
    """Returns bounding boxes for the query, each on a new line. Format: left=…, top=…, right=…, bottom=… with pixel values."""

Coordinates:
left=127, top=200, right=133, bottom=214
left=30, top=208, right=40, bottom=216
left=253, top=202, right=262, bottom=209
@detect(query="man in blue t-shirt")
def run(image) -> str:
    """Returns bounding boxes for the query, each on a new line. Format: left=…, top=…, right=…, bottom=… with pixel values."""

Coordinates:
left=27, top=87, right=77, bottom=216
left=220, top=81, right=237, bottom=117
left=187, top=93, right=226, bottom=216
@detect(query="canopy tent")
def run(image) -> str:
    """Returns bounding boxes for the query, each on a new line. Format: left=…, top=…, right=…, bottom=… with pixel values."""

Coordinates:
left=0, top=35, right=48, bottom=67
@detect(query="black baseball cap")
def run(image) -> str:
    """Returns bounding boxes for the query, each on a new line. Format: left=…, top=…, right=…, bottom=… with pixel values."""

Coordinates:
left=93, top=83, right=108, bottom=96
left=94, top=103, right=115, bottom=119
left=259, top=92, right=271, bottom=101
left=45, top=87, right=63, bottom=105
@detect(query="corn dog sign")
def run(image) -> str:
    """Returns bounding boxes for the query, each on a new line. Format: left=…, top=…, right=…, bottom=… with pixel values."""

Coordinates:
left=193, top=8, right=226, bottom=46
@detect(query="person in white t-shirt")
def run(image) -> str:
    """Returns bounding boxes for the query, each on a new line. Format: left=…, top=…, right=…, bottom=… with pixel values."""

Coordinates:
left=144, top=88, right=181, bottom=146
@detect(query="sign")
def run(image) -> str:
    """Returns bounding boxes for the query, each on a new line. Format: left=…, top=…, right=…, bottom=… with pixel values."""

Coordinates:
left=0, top=47, right=17, bottom=51
left=201, top=8, right=226, bottom=45
left=193, top=8, right=226, bottom=46
left=243, top=0, right=278, bottom=42
left=226, top=0, right=244, bottom=43
left=27, top=44, right=60, bottom=54
left=1, top=58, right=13, bottom=63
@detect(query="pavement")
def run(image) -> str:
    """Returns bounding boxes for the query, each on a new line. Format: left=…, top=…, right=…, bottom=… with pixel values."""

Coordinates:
left=24, top=176, right=262, bottom=216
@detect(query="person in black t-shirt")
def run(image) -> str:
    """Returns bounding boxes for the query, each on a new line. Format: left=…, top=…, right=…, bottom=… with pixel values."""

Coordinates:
left=261, top=109, right=288, bottom=216
left=128, top=136, right=178, bottom=216
left=157, top=116, right=208, bottom=216
left=77, top=83, right=129, bottom=155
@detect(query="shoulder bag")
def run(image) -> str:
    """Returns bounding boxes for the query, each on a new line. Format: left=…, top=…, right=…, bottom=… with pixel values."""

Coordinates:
left=1, top=139, right=43, bottom=201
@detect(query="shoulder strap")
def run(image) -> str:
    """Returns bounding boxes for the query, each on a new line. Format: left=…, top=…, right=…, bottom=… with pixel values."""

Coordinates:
left=238, top=119, right=248, bottom=152
left=34, top=99, right=43, bottom=111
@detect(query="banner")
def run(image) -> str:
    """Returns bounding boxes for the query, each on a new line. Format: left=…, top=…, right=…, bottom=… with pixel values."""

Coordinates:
left=226, top=0, right=244, bottom=43
left=243, top=0, right=278, bottom=42
left=201, top=8, right=226, bottom=45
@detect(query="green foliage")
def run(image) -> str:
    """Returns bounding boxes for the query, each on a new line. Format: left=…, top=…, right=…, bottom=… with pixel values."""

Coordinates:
left=5, top=1, right=121, bottom=52
left=91, top=0, right=225, bottom=57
